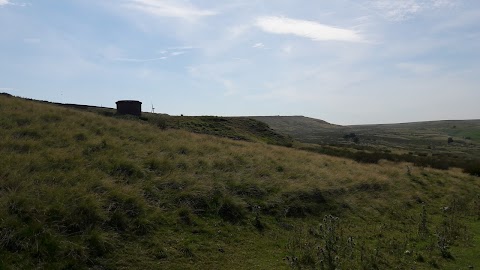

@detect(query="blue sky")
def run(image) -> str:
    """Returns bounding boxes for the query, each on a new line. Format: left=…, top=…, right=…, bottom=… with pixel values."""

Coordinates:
left=1, top=0, right=479, bottom=124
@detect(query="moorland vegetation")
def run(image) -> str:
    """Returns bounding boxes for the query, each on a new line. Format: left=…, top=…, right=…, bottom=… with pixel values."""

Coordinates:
left=0, top=94, right=479, bottom=269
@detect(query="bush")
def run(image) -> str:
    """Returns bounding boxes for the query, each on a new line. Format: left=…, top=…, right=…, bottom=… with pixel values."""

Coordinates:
left=429, top=159, right=449, bottom=170
left=217, top=197, right=246, bottom=223
left=154, top=117, right=168, bottom=130
left=283, top=189, right=328, bottom=217
left=464, top=161, right=480, bottom=176
left=353, top=152, right=381, bottom=164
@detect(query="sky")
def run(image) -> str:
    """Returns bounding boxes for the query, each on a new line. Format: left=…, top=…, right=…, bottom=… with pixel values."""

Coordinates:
left=1, top=0, right=479, bottom=125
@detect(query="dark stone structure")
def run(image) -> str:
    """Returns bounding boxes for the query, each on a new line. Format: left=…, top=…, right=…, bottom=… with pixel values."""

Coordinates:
left=116, top=100, right=142, bottom=116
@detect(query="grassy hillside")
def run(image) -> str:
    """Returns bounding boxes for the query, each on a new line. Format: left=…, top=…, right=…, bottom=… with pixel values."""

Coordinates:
left=47, top=102, right=294, bottom=147
left=1, top=95, right=480, bottom=269
left=250, top=116, right=340, bottom=133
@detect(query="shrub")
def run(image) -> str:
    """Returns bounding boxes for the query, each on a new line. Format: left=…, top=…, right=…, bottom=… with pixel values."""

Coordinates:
left=217, top=197, right=246, bottom=223
left=155, top=117, right=168, bottom=130
left=353, top=152, right=381, bottom=164
left=283, top=189, right=328, bottom=218
left=463, top=161, right=480, bottom=176
left=430, top=159, right=449, bottom=170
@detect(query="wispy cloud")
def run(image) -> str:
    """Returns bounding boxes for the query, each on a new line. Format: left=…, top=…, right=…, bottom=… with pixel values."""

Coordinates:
left=112, top=56, right=167, bottom=62
left=122, top=0, right=217, bottom=20
left=157, top=46, right=195, bottom=55
left=167, top=45, right=197, bottom=50
left=0, top=0, right=28, bottom=7
left=170, top=51, right=186, bottom=56
left=252, top=42, right=265, bottom=49
left=255, top=16, right=364, bottom=42
left=367, top=0, right=458, bottom=21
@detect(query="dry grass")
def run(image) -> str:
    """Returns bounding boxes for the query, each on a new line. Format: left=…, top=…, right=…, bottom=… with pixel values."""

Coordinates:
left=0, top=95, right=479, bottom=269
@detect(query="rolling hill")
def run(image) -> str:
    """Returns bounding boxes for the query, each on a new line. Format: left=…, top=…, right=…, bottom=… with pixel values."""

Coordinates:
left=252, top=116, right=480, bottom=170
left=251, top=115, right=480, bottom=145
left=1, top=95, right=479, bottom=269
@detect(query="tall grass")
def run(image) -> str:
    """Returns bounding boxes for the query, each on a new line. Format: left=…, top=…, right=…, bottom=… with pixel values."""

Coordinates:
left=0, top=95, right=479, bottom=269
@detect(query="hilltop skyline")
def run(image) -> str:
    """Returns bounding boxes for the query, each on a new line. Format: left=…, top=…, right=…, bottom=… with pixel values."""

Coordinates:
left=1, top=0, right=479, bottom=124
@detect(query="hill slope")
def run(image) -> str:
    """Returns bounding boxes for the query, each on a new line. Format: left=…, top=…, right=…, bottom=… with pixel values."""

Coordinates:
left=252, top=116, right=480, bottom=170
left=34, top=100, right=294, bottom=147
left=1, top=95, right=480, bottom=269
left=252, top=115, right=480, bottom=146
left=250, top=116, right=340, bottom=138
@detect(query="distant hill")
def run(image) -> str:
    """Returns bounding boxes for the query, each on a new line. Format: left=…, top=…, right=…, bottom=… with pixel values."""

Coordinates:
left=250, top=116, right=341, bottom=142
left=251, top=115, right=480, bottom=158
left=250, top=116, right=340, bottom=131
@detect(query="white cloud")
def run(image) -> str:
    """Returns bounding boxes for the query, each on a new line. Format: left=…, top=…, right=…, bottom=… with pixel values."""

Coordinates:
left=157, top=46, right=195, bottom=55
left=255, top=16, right=364, bottom=42
left=123, top=0, right=217, bottom=21
left=170, top=51, right=185, bottom=56
left=367, top=0, right=458, bottom=21
left=112, top=56, right=167, bottom=62
left=167, top=46, right=196, bottom=50
left=252, top=42, right=265, bottom=49
left=0, top=0, right=28, bottom=7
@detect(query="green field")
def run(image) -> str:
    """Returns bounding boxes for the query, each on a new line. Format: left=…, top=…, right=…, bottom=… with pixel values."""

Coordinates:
left=1, top=95, right=480, bottom=269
